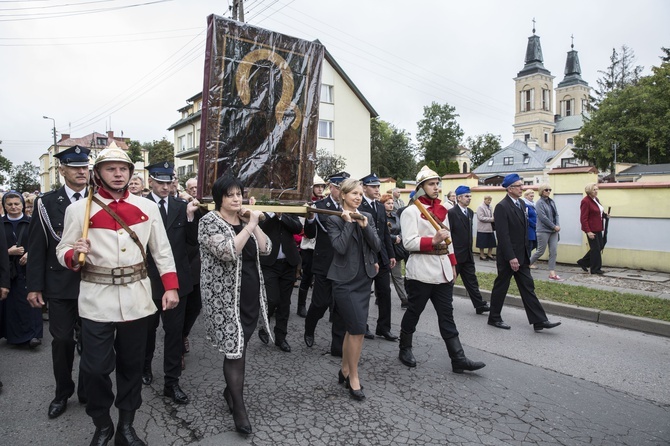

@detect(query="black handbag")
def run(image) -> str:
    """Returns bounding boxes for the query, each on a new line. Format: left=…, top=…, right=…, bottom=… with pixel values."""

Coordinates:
left=393, top=242, right=410, bottom=261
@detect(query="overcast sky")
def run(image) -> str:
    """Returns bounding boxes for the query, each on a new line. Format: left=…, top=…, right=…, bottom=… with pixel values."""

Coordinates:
left=1, top=0, right=668, bottom=172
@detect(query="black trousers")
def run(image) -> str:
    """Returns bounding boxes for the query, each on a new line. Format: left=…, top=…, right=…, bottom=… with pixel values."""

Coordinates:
left=81, top=316, right=148, bottom=420
left=372, top=265, right=392, bottom=333
left=304, top=273, right=345, bottom=355
left=579, top=232, right=603, bottom=273
left=488, top=262, right=548, bottom=325
left=48, top=298, right=86, bottom=401
left=298, top=249, right=314, bottom=293
left=400, top=280, right=459, bottom=340
left=182, top=284, right=202, bottom=341
left=262, top=260, right=295, bottom=341
left=455, top=261, right=488, bottom=309
left=145, top=295, right=187, bottom=386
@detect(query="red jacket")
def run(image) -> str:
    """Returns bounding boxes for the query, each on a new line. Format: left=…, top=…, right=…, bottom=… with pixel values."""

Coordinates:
left=580, top=196, right=604, bottom=233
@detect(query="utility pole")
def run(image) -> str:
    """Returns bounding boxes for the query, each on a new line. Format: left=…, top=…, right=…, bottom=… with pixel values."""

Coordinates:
left=232, top=0, right=244, bottom=22
left=43, top=116, right=58, bottom=155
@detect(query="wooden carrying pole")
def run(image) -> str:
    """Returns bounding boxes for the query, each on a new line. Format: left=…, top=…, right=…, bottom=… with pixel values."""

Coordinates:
left=409, top=191, right=452, bottom=246
left=246, top=204, right=365, bottom=221
left=78, top=183, right=95, bottom=266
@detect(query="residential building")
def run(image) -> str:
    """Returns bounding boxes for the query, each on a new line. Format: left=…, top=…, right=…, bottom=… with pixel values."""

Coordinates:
left=474, top=28, right=590, bottom=185
left=168, top=49, right=377, bottom=188
left=38, top=131, right=147, bottom=192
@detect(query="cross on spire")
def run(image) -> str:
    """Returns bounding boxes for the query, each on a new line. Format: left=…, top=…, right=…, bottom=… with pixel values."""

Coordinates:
left=571, top=34, right=574, bottom=49
left=532, top=17, right=536, bottom=34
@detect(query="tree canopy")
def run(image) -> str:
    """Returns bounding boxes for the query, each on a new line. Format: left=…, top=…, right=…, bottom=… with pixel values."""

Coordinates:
left=593, top=45, right=643, bottom=108
left=575, top=48, right=670, bottom=170
left=315, top=148, right=347, bottom=181
left=466, top=133, right=502, bottom=169
left=0, top=145, right=12, bottom=186
left=370, top=118, right=417, bottom=185
left=416, top=102, right=463, bottom=165
left=145, top=138, right=175, bottom=165
left=11, top=161, right=40, bottom=192
left=127, top=140, right=145, bottom=163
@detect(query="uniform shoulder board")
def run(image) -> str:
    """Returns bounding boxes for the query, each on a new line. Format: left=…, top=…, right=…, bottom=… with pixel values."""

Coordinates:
left=38, top=190, right=57, bottom=199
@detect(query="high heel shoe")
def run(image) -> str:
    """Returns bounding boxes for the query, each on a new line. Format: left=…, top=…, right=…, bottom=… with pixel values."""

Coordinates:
left=349, top=386, right=366, bottom=401
left=338, top=370, right=348, bottom=386
left=223, top=387, right=233, bottom=414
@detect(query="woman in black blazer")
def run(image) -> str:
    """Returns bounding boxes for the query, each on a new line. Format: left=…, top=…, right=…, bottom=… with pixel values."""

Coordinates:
left=326, top=179, right=381, bottom=400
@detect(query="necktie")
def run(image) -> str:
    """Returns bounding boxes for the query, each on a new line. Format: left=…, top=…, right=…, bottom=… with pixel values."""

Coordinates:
left=73, top=192, right=81, bottom=202
left=373, top=201, right=377, bottom=213
left=158, top=199, right=167, bottom=225
left=515, top=201, right=521, bottom=209
left=463, top=208, right=467, bottom=216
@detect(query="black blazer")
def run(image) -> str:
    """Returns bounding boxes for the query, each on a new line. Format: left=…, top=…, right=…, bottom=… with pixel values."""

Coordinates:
left=259, top=213, right=302, bottom=267
left=3, top=214, right=31, bottom=278
left=26, top=187, right=83, bottom=300
left=146, top=195, right=196, bottom=298
left=304, top=196, right=339, bottom=276
left=447, top=205, right=474, bottom=264
left=326, top=212, right=381, bottom=282
left=359, top=199, right=394, bottom=267
left=493, top=195, right=530, bottom=265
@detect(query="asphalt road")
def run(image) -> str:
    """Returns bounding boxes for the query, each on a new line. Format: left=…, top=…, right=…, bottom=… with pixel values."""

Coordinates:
left=1, top=286, right=668, bottom=446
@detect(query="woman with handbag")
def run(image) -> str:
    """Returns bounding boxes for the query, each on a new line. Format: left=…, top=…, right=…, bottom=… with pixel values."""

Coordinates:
left=476, top=195, right=496, bottom=261
left=1, top=191, right=42, bottom=348
left=381, top=194, right=409, bottom=309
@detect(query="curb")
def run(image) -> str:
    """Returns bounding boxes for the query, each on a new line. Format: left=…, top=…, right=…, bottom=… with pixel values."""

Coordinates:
left=454, top=285, right=670, bottom=338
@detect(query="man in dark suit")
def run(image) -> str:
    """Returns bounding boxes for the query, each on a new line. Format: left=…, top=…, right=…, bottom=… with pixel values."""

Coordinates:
left=303, top=172, right=349, bottom=355
left=142, top=162, right=199, bottom=404
left=27, top=145, right=90, bottom=419
left=359, top=173, right=397, bottom=341
left=487, top=173, right=561, bottom=332
left=258, top=212, right=302, bottom=352
left=447, top=185, right=490, bottom=314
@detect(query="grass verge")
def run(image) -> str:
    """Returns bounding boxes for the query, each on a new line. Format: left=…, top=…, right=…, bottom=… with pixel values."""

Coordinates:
left=457, top=272, right=670, bottom=323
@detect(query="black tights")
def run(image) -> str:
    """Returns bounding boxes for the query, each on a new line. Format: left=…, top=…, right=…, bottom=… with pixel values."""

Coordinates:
left=223, top=345, right=249, bottom=428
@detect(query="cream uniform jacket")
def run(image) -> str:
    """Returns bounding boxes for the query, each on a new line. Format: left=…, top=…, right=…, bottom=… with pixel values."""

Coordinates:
left=57, top=189, right=178, bottom=323
left=400, top=204, right=457, bottom=284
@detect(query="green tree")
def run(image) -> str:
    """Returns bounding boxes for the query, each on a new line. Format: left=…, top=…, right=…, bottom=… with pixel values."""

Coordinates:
left=466, top=133, right=502, bottom=169
left=11, top=161, right=40, bottom=192
left=146, top=138, right=175, bottom=165
left=315, top=148, right=347, bottom=180
left=0, top=144, right=12, bottom=186
left=575, top=49, right=670, bottom=170
left=446, top=161, right=460, bottom=174
left=127, top=140, right=145, bottom=163
left=416, top=102, right=463, bottom=165
left=593, top=45, right=643, bottom=108
left=370, top=118, right=417, bottom=183
left=178, top=172, right=197, bottom=189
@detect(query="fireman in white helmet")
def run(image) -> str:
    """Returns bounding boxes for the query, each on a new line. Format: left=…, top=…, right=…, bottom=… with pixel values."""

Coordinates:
left=56, top=147, right=179, bottom=446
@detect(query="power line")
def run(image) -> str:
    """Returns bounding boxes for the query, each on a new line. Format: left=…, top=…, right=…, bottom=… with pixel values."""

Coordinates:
left=0, top=0, right=172, bottom=22
left=0, top=0, right=119, bottom=12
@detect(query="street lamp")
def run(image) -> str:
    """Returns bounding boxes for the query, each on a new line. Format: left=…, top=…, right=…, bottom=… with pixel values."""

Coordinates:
left=43, top=116, right=58, bottom=155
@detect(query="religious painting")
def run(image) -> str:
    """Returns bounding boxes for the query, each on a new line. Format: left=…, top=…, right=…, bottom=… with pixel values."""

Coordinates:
left=198, top=15, right=324, bottom=202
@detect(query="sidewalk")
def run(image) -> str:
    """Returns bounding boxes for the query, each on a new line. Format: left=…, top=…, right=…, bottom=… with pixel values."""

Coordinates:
left=458, top=256, right=670, bottom=338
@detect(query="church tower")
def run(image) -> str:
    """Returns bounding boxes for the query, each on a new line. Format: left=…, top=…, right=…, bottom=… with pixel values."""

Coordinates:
left=513, top=24, right=556, bottom=151
left=554, top=38, right=591, bottom=148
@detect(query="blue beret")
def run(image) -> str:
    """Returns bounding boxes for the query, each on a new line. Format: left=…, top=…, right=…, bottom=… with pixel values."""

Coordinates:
left=455, top=185, right=470, bottom=196
left=502, top=173, right=521, bottom=188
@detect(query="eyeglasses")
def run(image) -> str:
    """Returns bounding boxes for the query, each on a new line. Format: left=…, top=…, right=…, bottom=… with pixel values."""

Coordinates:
left=544, top=189, right=552, bottom=192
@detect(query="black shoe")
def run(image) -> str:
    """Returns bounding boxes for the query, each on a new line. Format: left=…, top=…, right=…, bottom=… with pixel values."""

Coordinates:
left=349, top=386, right=366, bottom=401
left=577, top=259, right=588, bottom=272
left=275, top=339, right=291, bottom=352
left=258, top=328, right=269, bottom=345
left=90, top=423, right=114, bottom=446
left=364, top=329, right=375, bottom=340
left=141, top=368, right=152, bottom=386
left=475, top=303, right=491, bottom=314
left=487, top=320, right=511, bottom=330
left=163, top=384, right=189, bottom=404
left=533, top=320, right=561, bottom=331
left=338, top=369, right=348, bottom=385
left=591, top=270, right=605, bottom=275
left=48, top=398, right=68, bottom=419
left=375, top=330, right=398, bottom=341
left=297, top=305, right=307, bottom=318
left=29, top=338, right=42, bottom=349
left=304, top=333, right=314, bottom=348
left=115, top=410, right=145, bottom=446
left=78, top=394, right=88, bottom=405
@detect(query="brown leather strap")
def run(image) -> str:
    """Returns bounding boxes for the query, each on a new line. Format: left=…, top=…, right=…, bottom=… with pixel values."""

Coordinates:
left=92, top=196, right=147, bottom=265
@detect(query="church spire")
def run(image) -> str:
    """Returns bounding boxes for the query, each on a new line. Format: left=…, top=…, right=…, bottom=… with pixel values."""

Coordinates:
left=557, top=36, right=589, bottom=88
left=517, top=19, right=551, bottom=77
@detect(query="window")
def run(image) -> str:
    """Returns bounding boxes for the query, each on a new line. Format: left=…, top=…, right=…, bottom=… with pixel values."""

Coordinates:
left=186, top=164, right=193, bottom=174
left=524, top=133, right=531, bottom=142
left=318, top=120, right=333, bottom=139
left=544, top=132, right=549, bottom=144
left=487, top=159, right=494, bottom=166
left=581, top=98, right=588, bottom=113
left=520, top=89, right=534, bottom=112
left=561, top=158, right=577, bottom=167
left=523, top=154, right=530, bottom=164
left=320, top=84, right=333, bottom=103
left=503, top=157, right=514, bottom=165
left=178, top=135, right=186, bottom=151
left=561, top=98, right=575, bottom=116
left=96, top=137, right=107, bottom=146
left=567, top=138, right=574, bottom=145
left=187, top=132, right=194, bottom=149
left=542, top=88, right=551, bottom=111
left=178, top=166, right=186, bottom=176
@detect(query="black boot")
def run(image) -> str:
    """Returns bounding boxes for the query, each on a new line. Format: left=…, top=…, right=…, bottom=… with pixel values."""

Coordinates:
left=398, top=330, right=416, bottom=367
left=114, top=410, right=146, bottom=446
left=90, top=414, right=114, bottom=446
left=445, top=336, right=485, bottom=374
left=297, top=288, right=308, bottom=318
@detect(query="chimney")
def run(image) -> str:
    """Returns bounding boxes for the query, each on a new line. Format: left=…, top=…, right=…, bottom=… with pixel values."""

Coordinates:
left=107, top=130, right=114, bottom=139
